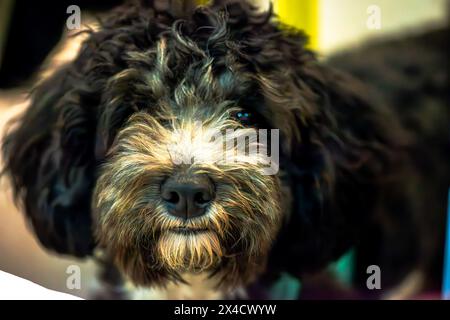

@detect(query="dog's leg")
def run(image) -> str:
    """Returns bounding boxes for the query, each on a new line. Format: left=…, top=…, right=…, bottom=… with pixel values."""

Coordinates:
left=89, top=252, right=128, bottom=300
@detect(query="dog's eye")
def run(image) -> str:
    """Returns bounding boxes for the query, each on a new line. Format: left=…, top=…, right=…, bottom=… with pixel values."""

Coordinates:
left=234, top=111, right=253, bottom=125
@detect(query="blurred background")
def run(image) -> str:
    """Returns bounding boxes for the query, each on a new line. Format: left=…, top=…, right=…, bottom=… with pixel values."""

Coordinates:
left=0, top=0, right=448, bottom=299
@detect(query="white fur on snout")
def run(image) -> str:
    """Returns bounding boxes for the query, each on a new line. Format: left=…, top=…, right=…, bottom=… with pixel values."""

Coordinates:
left=166, top=120, right=279, bottom=175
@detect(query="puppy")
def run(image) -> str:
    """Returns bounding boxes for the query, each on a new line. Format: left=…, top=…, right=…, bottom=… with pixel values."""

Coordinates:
left=2, top=0, right=448, bottom=299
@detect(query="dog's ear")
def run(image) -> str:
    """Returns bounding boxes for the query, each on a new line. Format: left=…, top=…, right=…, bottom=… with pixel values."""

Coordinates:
left=2, top=66, right=98, bottom=257
left=267, top=65, right=408, bottom=278
left=1, top=1, right=174, bottom=257
left=1, top=0, right=155, bottom=258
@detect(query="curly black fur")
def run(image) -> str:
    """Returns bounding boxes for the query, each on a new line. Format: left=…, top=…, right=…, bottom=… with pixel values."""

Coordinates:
left=2, top=0, right=448, bottom=296
left=328, top=27, right=450, bottom=290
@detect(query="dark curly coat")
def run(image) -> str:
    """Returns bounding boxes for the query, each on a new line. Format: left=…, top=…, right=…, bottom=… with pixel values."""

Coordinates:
left=2, top=0, right=448, bottom=298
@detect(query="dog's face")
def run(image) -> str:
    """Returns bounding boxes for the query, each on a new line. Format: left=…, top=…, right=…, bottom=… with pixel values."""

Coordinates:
left=92, top=45, right=284, bottom=286
left=3, top=2, right=398, bottom=291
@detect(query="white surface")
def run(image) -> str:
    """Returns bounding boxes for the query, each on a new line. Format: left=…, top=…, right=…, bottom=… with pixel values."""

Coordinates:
left=0, top=270, right=83, bottom=300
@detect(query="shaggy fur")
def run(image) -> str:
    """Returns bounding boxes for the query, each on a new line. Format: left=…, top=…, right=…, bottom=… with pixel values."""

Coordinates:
left=94, top=110, right=281, bottom=288
left=2, top=0, right=448, bottom=298
left=328, top=27, right=450, bottom=292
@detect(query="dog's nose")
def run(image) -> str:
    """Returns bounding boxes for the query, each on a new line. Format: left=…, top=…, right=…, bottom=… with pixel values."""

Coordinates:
left=161, top=175, right=214, bottom=219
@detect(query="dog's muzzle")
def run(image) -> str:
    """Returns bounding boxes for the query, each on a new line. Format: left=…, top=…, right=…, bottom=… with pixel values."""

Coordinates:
left=161, top=173, right=215, bottom=220
left=93, top=111, right=283, bottom=288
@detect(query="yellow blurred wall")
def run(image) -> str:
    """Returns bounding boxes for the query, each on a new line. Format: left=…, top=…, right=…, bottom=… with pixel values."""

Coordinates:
left=274, top=0, right=319, bottom=49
